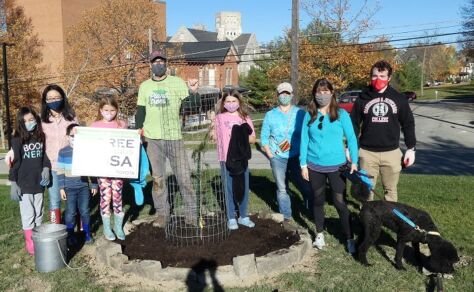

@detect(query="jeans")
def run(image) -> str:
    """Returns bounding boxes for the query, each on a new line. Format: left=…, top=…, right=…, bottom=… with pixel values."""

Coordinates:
left=64, top=186, right=90, bottom=226
left=270, top=156, right=312, bottom=219
left=220, top=162, right=249, bottom=220
left=48, top=170, right=61, bottom=210
left=145, top=138, right=197, bottom=218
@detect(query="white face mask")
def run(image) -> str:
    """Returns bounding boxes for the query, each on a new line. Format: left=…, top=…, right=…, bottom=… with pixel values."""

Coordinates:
left=101, top=111, right=116, bottom=121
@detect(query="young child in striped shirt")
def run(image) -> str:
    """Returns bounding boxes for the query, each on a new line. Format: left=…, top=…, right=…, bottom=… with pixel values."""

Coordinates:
left=57, top=123, right=98, bottom=245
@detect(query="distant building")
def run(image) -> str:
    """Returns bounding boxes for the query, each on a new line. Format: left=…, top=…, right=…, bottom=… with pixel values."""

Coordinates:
left=17, top=0, right=166, bottom=75
left=169, top=11, right=260, bottom=76
left=157, top=41, right=240, bottom=89
left=215, top=11, right=241, bottom=41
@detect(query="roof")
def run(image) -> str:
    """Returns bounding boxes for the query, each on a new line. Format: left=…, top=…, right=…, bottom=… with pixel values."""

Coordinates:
left=187, top=28, right=218, bottom=42
left=165, top=41, right=237, bottom=63
left=232, top=33, right=252, bottom=55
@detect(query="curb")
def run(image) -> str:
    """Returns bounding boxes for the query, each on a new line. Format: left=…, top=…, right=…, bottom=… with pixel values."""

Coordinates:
left=94, top=212, right=313, bottom=287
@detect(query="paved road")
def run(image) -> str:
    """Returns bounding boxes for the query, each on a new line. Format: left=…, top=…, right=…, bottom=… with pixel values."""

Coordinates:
left=1, top=98, right=473, bottom=178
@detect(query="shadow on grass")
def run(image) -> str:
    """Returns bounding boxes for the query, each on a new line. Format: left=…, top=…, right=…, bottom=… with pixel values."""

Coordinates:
left=249, top=172, right=313, bottom=236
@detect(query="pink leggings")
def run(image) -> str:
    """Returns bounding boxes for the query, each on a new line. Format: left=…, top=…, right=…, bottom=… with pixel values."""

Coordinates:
left=99, top=178, right=123, bottom=216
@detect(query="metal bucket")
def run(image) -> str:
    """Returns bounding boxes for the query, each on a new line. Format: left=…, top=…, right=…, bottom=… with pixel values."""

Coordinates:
left=32, top=224, right=68, bottom=273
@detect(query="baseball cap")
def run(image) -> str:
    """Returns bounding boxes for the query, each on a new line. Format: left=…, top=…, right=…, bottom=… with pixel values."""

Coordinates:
left=149, top=50, right=167, bottom=62
left=277, top=82, right=293, bottom=94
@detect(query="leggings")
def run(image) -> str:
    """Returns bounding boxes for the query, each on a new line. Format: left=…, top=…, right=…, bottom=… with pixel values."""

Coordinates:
left=308, top=169, right=352, bottom=240
left=99, top=178, right=123, bottom=216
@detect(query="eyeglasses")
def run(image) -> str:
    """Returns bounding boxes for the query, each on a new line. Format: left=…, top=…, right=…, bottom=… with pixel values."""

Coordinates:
left=318, top=115, right=324, bottom=130
left=46, top=98, right=62, bottom=103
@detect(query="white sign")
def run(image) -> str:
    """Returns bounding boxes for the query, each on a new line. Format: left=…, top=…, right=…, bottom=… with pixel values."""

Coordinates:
left=72, top=127, right=140, bottom=179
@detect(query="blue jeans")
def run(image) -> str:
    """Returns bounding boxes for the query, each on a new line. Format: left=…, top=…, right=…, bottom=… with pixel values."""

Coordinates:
left=270, top=156, right=312, bottom=219
left=48, top=170, right=61, bottom=210
left=220, top=162, right=249, bottom=220
left=64, top=186, right=90, bottom=226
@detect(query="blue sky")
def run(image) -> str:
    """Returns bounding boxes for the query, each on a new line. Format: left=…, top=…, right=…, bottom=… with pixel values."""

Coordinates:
left=166, top=0, right=467, bottom=47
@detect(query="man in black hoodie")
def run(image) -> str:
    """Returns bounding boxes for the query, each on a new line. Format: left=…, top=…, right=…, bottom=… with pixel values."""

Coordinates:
left=350, top=60, right=416, bottom=202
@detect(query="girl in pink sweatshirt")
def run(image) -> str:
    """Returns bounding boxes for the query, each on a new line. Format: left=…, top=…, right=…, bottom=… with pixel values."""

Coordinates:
left=90, top=96, right=128, bottom=241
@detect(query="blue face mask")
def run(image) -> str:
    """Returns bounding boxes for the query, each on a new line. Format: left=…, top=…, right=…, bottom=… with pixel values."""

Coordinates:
left=278, top=94, right=292, bottom=106
left=25, top=121, right=37, bottom=132
left=47, top=100, right=62, bottom=110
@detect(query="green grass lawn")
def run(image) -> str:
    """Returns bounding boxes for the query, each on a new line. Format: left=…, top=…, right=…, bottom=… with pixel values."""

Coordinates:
left=1, top=173, right=473, bottom=291
left=414, top=82, right=474, bottom=100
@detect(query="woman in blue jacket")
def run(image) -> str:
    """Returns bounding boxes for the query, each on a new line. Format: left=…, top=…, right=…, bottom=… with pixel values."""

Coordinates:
left=261, top=82, right=310, bottom=221
left=300, top=78, right=358, bottom=254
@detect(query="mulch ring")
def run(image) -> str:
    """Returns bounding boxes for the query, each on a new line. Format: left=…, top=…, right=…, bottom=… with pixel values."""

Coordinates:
left=121, top=215, right=300, bottom=268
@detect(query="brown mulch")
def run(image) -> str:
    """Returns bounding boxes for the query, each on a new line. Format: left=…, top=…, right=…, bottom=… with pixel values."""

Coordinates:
left=121, top=216, right=300, bottom=268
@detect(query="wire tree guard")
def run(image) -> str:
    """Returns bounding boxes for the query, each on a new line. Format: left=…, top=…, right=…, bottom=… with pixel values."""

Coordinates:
left=157, top=87, right=228, bottom=246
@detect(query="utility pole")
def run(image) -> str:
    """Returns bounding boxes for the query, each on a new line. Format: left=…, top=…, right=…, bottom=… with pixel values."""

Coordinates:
left=420, top=46, right=426, bottom=97
left=2, top=42, right=12, bottom=149
left=148, top=28, right=153, bottom=54
left=291, top=0, right=299, bottom=102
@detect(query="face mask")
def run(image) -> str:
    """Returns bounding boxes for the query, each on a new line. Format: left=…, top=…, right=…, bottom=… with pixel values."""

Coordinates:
left=152, top=63, right=167, bottom=77
left=25, top=121, right=37, bottom=132
left=315, top=93, right=332, bottom=106
left=371, top=78, right=389, bottom=92
left=278, top=94, right=292, bottom=106
left=224, top=103, right=240, bottom=113
left=68, top=137, right=74, bottom=148
left=101, top=111, right=116, bottom=122
left=47, top=100, right=62, bottom=110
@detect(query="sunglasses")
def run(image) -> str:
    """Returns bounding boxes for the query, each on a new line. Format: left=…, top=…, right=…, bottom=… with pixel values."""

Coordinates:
left=318, top=116, right=324, bottom=130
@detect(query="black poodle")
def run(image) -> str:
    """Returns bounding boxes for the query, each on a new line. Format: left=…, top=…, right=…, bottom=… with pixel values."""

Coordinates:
left=357, top=200, right=459, bottom=274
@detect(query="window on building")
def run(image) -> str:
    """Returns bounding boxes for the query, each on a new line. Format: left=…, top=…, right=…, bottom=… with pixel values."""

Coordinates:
left=208, top=68, right=215, bottom=86
left=199, top=68, right=204, bottom=85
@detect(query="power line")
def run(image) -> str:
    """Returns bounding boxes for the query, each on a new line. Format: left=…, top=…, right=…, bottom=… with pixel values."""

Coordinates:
left=4, top=30, right=472, bottom=88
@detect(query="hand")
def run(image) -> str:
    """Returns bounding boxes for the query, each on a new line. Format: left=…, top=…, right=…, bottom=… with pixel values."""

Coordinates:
left=350, top=163, right=358, bottom=174
left=40, top=167, right=50, bottom=186
left=138, top=128, right=144, bottom=137
left=209, top=130, right=217, bottom=143
left=301, top=166, right=309, bottom=181
left=266, top=151, right=274, bottom=159
left=403, top=148, right=416, bottom=167
left=91, top=188, right=98, bottom=196
left=10, top=182, right=22, bottom=201
left=187, top=78, right=199, bottom=93
left=5, top=149, right=14, bottom=168
left=60, top=189, right=67, bottom=200
left=345, top=148, right=351, bottom=163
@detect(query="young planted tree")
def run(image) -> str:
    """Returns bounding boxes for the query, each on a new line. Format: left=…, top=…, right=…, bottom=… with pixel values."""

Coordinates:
left=64, top=0, right=165, bottom=123
left=0, top=0, right=44, bottom=148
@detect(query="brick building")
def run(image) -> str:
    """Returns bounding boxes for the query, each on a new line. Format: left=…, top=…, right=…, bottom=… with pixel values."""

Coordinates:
left=162, top=41, right=240, bottom=89
left=17, top=0, right=166, bottom=75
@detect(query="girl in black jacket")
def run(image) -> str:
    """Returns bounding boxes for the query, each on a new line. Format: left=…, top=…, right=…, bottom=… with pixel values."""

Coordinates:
left=9, top=107, right=51, bottom=255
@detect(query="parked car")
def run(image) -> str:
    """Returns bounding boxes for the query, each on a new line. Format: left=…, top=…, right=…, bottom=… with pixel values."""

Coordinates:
left=337, top=90, right=362, bottom=113
left=403, top=91, right=417, bottom=101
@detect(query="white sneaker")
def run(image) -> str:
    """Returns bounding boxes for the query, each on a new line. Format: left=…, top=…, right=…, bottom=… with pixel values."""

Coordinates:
left=227, top=219, right=238, bottom=230
left=313, top=233, right=325, bottom=249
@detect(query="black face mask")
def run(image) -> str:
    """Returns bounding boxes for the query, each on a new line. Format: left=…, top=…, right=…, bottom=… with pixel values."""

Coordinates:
left=152, top=63, right=167, bottom=77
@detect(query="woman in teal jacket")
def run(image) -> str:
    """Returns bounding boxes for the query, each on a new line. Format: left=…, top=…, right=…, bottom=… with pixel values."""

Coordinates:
left=300, top=78, right=358, bottom=254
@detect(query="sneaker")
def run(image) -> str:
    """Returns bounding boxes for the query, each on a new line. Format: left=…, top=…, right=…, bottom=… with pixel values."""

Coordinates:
left=313, top=233, right=325, bottom=249
left=152, top=215, right=168, bottom=228
left=347, top=239, right=356, bottom=254
left=237, top=217, right=255, bottom=228
left=227, top=219, right=238, bottom=230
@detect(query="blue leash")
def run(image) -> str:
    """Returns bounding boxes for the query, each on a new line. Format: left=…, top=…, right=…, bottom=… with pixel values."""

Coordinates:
left=392, top=208, right=417, bottom=229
